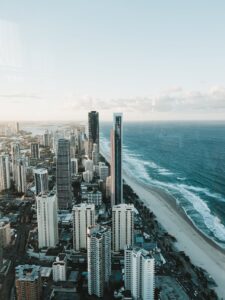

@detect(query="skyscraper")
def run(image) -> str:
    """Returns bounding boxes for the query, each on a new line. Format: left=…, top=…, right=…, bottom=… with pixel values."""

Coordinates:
left=11, top=142, right=20, bottom=181
left=34, top=168, right=48, bottom=196
left=56, top=139, right=72, bottom=209
left=36, top=193, right=58, bottom=248
left=30, top=143, right=40, bottom=159
left=52, top=253, right=67, bottom=282
left=15, top=265, right=42, bottom=300
left=72, top=203, right=95, bottom=251
left=111, top=113, right=123, bottom=206
left=112, top=204, right=134, bottom=252
left=16, top=158, right=27, bottom=193
left=125, top=246, right=155, bottom=300
left=87, top=225, right=111, bottom=298
left=0, top=155, right=10, bottom=192
left=88, top=111, right=99, bottom=159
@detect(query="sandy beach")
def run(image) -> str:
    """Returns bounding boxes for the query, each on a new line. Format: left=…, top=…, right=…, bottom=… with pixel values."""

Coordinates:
left=124, top=173, right=225, bottom=299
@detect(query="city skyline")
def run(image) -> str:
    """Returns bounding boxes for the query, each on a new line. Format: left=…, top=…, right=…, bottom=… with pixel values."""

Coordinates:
left=0, top=1, right=225, bottom=121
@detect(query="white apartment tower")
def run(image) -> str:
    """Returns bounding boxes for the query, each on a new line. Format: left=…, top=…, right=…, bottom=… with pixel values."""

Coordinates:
left=52, top=253, right=67, bottom=282
left=87, top=225, right=111, bottom=298
left=124, top=246, right=155, bottom=300
left=0, top=155, right=10, bottom=192
left=72, top=203, right=95, bottom=251
left=36, top=193, right=58, bottom=248
left=112, top=204, right=135, bottom=252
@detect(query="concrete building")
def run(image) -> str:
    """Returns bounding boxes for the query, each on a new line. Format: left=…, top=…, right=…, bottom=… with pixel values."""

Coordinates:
left=99, top=163, right=109, bottom=181
left=85, top=159, right=94, bottom=172
left=34, top=168, right=48, bottom=196
left=43, top=130, right=50, bottom=147
left=11, top=142, right=20, bottom=181
left=92, top=143, right=99, bottom=165
left=0, top=221, right=11, bottom=247
left=16, top=158, right=27, bottom=193
left=15, top=265, right=42, bottom=300
left=52, top=253, right=67, bottom=282
left=111, top=113, right=123, bottom=206
left=71, top=158, right=78, bottom=176
left=88, top=111, right=99, bottom=159
left=0, top=154, right=10, bottom=192
left=87, top=190, right=102, bottom=206
left=124, top=246, right=155, bottom=300
left=30, top=143, right=40, bottom=159
left=56, top=139, right=72, bottom=209
left=112, top=204, right=135, bottom=252
left=87, top=225, right=111, bottom=298
left=72, top=203, right=95, bottom=251
left=36, top=193, right=58, bottom=248
left=83, top=170, right=93, bottom=183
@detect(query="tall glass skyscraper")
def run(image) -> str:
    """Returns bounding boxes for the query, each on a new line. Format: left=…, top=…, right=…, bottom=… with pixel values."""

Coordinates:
left=88, top=111, right=99, bottom=159
left=56, top=139, right=72, bottom=209
left=111, top=113, right=123, bottom=206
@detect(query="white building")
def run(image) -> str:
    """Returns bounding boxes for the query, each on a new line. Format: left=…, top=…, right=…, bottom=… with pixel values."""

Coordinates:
left=87, top=225, right=111, bottom=298
left=92, top=143, right=99, bottom=165
left=112, top=204, right=135, bottom=252
left=34, top=168, right=48, bottom=195
left=99, top=163, right=109, bottom=181
left=0, top=155, right=10, bottom=192
left=36, top=192, right=58, bottom=248
left=72, top=203, right=95, bottom=251
left=52, top=253, right=67, bottom=282
left=85, top=159, right=94, bottom=172
left=87, top=190, right=102, bottom=206
left=124, top=246, right=155, bottom=300
left=71, top=158, right=78, bottom=176
left=83, top=170, right=93, bottom=183
left=0, top=221, right=11, bottom=247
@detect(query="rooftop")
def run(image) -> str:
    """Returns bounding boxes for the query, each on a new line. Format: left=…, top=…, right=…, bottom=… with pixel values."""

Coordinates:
left=15, top=265, right=41, bottom=281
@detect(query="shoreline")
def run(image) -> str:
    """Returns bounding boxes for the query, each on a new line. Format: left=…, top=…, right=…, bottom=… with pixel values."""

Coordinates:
left=123, top=172, right=225, bottom=299
left=100, top=152, right=225, bottom=298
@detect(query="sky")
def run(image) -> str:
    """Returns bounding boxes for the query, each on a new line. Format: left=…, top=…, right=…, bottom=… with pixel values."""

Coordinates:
left=0, top=0, right=225, bottom=121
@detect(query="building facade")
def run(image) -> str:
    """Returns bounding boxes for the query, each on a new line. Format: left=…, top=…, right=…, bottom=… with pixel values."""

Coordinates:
left=56, top=139, right=72, bottom=209
left=88, top=111, right=99, bottom=159
left=87, top=225, right=111, bottom=298
left=124, top=246, right=155, bottom=300
left=0, top=154, right=10, bottom=192
left=34, top=168, right=48, bottom=196
left=52, top=253, right=67, bottom=282
left=15, top=265, right=42, bottom=300
left=111, top=113, right=123, bottom=206
left=112, top=204, right=134, bottom=252
left=36, top=193, right=58, bottom=248
left=72, top=203, right=95, bottom=251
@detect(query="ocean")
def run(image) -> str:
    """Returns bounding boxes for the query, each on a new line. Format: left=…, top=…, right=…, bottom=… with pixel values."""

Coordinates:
left=100, top=121, right=225, bottom=248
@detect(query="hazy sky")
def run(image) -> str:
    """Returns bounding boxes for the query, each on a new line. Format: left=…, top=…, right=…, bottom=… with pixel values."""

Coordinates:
left=0, top=0, right=225, bottom=121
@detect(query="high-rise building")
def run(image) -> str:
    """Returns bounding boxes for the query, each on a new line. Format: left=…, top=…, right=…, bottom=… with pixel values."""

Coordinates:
left=16, top=122, right=20, bottom=134
left=88, top=111, right=99, bottom=159
left=34, top=168, right=48, bottom=196
left=99, top=163, right=109, bottom=181
left=111, top=113, right=123, bottom=206
left=83, top=170, right=93, bottom=183
left=87, top=190, right=102, bottom=206
left=124, top=246, right=155, bottom=300
left=43, top=130, right=50, bottom=147
left=71, top=158, right=78, bottom=176
left=56, top=139, right=72, bottom=209
left=92, top=143, right=99, bottom=165
left=52, top=253, right=67, bottom=282
left=87, top=225, right=111, bottom=298
left=15, top=265, right=42, bottom=300
left=36, top=193, right=58, bottom=248
left=16, top=158, right=27, bottom=193
left=30, top=143, right=40, bottom=159
left=72, top=203, right=95, bottom=251
left=112, top=204, right=134, bottom=252
left=0, top=154, right=10, bottom=192
left=0, top=221, right=11, bottom=247
left=11, top=142, right=20, bottom=181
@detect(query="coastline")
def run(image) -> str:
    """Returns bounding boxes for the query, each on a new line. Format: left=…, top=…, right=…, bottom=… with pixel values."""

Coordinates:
left=123, top=172, right=225, bottom=299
